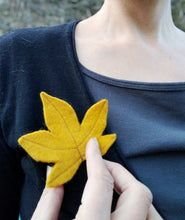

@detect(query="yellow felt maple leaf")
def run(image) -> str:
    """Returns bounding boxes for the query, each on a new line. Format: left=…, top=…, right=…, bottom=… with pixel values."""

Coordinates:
left=18, top=92, right=116, bottom=188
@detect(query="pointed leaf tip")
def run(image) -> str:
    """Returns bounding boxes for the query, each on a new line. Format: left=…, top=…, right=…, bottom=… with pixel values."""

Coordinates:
left=17, top=136, right=22, bottom=145
left=40, top=91, right=51, bottom=102
left=99, top=99, right=108, bottom=105
left=95, top=99, right=108, bottom=112
left=18, top=134, right=28, bottom=146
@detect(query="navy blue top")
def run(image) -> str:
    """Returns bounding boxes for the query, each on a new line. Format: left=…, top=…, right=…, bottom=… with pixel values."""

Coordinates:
left=78, top=61, right=185, bottom=218
left=0, top=19, right=185, bottom=219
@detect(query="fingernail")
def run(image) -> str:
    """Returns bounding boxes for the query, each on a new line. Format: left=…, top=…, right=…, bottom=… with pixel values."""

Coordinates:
left=86, top=137, right=101, bottom=158
left=92, top=137, right=99, bottom=148
left=86, top=137, right=99, bottom=152
left=92, top=137, right=101, bottom=156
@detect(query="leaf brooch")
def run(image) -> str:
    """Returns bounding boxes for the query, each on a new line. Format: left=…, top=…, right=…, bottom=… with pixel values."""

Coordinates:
left=18, top=92, right=116, bottom=187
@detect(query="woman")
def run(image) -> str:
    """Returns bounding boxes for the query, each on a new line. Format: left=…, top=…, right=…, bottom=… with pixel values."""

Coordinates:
left=0, top=0, right=184, bottom=219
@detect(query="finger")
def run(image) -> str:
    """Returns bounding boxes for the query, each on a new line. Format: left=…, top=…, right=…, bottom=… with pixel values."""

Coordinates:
left=31, top=166, right=64, bottom=220
left=105, top=160, right=153, bottom=220
left=31, top=186, right=64, bottom=220
left=75, top=138, right=114, bottom=220
left=147, top=204, right=164, bottom=220
left=46, top=165, right=52, bottom=179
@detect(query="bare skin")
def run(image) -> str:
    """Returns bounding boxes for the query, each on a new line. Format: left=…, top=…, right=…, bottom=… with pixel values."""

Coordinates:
left=74, top=0, right=185, bottom=82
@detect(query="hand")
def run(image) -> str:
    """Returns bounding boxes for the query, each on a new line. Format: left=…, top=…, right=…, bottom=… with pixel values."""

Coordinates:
left=31, top=138, right=163, bottom=220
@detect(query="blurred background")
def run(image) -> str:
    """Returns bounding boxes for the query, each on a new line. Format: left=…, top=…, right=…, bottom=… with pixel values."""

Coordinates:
left=0, top=0, right=185, bottom=35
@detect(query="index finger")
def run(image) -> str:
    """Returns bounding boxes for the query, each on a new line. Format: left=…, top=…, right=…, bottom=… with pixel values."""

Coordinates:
left=104, top=160, right=153, bottom=220
left=75, top=138, right=114, bottom=220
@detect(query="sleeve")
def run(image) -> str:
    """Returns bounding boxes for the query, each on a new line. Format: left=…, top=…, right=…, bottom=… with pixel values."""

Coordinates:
left=0, top=127, right=24, bottom=219
left=0, top=30, right=24, bottom=219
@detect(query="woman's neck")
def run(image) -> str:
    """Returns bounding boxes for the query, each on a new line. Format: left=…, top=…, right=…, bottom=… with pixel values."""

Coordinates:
left=87, top=0, right=179, bottom=44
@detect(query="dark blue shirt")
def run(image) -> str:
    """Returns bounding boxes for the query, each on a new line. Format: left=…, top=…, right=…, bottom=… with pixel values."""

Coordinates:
left=79, top=61, right=185, bottom=220
left=0, top=19, right=184, bottom=219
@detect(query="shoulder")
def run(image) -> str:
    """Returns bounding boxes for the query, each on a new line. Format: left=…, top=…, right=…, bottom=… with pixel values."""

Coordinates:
left=0, top=21, right=74, bottom=53
left=0, top=21, right=76, bottom=111
left=0, top=21, right=76, bottom=76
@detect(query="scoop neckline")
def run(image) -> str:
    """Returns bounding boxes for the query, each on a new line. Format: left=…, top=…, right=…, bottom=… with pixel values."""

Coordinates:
left=71, top=19, right=185, bottom=91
